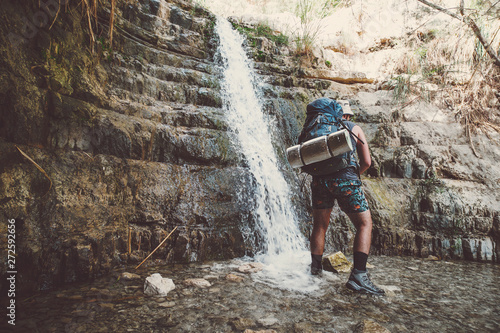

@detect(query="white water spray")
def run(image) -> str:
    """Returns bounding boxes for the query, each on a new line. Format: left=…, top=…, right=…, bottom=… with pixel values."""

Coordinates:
left=215, top=18, right=326, bottom=293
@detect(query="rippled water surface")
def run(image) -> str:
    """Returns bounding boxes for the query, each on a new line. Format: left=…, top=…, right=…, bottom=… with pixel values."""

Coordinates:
left=11, top=255, right=500, bottom=332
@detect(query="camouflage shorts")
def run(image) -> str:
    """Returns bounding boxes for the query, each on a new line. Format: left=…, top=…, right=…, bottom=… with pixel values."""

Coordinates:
left=311, top=178, right=369, bottom=213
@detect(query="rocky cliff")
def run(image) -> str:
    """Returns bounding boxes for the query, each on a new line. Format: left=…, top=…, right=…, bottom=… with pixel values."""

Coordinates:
left=0, top=0, right=498, bottom=293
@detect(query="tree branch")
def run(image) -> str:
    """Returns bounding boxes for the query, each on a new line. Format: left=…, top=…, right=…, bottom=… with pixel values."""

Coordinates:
left=417, top=0, right=500, bottom=67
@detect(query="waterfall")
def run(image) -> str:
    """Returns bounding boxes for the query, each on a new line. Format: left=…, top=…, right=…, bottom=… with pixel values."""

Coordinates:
left=215, top=18, right=323, bottom=293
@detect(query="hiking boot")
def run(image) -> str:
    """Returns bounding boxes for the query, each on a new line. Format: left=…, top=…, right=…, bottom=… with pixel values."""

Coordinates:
left=346, top=269, right=385, bottom=295
left=311, top=265, right=322, bottom=276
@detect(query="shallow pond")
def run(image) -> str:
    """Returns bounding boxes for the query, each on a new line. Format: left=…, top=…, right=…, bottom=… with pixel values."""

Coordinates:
left=10, top=255, right=500, bottom=332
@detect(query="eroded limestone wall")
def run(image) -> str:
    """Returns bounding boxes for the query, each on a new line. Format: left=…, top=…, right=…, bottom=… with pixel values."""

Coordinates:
left=0, top=0, right=258, bottom=292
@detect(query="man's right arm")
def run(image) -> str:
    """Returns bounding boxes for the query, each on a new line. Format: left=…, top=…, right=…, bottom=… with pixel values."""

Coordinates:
left=352, top=125, right=371, bottom=175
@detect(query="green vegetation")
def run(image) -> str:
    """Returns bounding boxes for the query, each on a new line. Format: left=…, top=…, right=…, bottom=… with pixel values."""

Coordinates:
left=97, top=37, right=113, bottom=62
left=232, top=21, right=289, bottom=47
left=388, top=74, right=431, bottom=106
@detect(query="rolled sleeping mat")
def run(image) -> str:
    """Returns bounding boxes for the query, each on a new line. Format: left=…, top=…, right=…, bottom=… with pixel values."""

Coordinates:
left=286, top=129, right=353, bottom=168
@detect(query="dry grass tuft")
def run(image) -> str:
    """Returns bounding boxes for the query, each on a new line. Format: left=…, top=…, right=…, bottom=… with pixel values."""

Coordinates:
left=446, top=64, right=500, bottom=134
left=392, top=12, right=500, bottom=140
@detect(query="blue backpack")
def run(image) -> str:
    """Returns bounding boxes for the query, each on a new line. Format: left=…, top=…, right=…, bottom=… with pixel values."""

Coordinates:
left=297, top=98, right=357, bottom=176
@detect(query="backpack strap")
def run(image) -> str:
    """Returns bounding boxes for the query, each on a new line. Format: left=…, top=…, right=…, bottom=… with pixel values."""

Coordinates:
left=335, top=118, right=365, bottom=145
left=335, top=118, right=362, bottom=177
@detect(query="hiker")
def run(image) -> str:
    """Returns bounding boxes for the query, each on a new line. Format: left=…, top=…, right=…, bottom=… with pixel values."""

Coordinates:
left=300, top=98, right=385, bottom=295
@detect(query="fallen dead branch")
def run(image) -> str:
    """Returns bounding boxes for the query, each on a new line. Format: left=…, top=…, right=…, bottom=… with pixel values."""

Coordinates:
left=15, top=145, right=53, bottom=195
left=135, top=226, right=178, bottom=269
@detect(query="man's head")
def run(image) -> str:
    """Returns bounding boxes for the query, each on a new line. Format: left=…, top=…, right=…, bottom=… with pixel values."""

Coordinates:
left=338, top=100, right=354, bottom=121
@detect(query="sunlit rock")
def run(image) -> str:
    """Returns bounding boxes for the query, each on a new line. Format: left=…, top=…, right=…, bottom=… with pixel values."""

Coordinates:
left=144, top=273, right=175, bottom=296
left=238, top=262, right=265, bottom=273
left=226, top=273, right=245, bottom=282
left=121, top=272, right=141, bottom=280
left=184, top=278, right=212, bottom=288
left=322, top=251, right=353, bottom=273
left=258, top=316, right=279, bottom=327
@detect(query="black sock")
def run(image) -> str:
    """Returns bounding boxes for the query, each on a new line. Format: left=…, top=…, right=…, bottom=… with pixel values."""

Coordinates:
left=311, top=254, right=323, bottom=269
left=353, top=252, right=368, bottom=271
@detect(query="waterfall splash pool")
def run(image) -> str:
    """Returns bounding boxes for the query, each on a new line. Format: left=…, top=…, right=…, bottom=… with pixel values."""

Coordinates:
left=12, top=255, right=500, bottom=332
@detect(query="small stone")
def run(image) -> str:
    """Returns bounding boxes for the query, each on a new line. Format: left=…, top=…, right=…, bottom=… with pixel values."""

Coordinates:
left=156, top=314, right=178, bottom=328
left=158, top=301, right=176, bottom=308
left=406, top=266, right=419, bottom=271
left=99, top=303, right=115, bottom=310
left=258, top=316, right=279, bottom=327
left=144, top=273, right=175, bottom=296
left=232, top=317, right=255, bottom=331
left=181, top=289, right=193, bottom=296
left=125, top=286, right=141, bottom=291
left=71, top=310, right=90, bottom=317
left=238, top=262, right=265, bottom=273
left=380, top=285, right=401, bottom=297
left=226, top=273, right=245, bottom=282
left=355, top=319, right=391, bottom=333
left=244, top=330, right=278, bottom=333
left=322, top=252, right=353, bottom=273
left=184, top=278, right=212, bottom=288
left=67, top=295, right=84, bottom=300
left=426, top=255, right=440, bottom=261
left=121, top=272, right=141, bottom=280
left=293, top=322, right=314, bottom=333
left=203, top=274, right=219, bottom=280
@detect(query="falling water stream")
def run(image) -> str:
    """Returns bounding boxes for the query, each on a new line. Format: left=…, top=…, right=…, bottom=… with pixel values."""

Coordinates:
left=214, top=18, right=320, bottom=293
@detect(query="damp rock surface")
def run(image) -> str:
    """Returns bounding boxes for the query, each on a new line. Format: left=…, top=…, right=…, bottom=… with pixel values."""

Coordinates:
left=11, top=256, right=500, bottom=333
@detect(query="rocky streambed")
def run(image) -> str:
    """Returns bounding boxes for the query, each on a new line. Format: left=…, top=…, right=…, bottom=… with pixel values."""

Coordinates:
left=10, top=255, right=500, bottom=333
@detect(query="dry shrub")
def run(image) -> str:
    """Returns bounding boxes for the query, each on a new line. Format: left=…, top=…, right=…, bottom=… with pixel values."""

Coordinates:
left=445, top=64, right=500, bottom=133
left=392, top=15, right=500, bottom=141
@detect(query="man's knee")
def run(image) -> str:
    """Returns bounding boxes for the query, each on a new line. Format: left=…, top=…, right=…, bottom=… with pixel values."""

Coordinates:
left=348, top=210, right=372, bottom=229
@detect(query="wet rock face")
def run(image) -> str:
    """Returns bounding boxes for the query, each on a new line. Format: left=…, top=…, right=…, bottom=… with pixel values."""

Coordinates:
left=0, top=0, right=251, bottom=293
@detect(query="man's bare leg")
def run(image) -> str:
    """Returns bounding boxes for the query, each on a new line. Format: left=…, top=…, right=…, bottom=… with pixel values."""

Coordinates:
left=310, top=208, right=333, bottom=255
left=310, top=208, right=332, bottom=274
left=347, top=209, right=373, bottom=255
